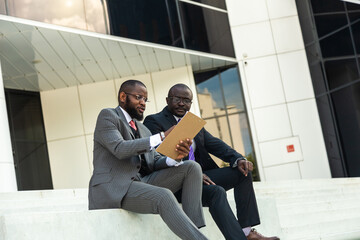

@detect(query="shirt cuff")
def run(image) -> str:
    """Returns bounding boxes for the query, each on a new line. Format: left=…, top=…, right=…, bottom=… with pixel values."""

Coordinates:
left=150, top=134, right=162, bottom=149
left=166, top=157, right=184, bottom=167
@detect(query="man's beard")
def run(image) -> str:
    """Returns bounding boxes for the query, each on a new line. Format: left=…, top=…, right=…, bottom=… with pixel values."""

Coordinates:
left=124, top=97, right=144, bottom=121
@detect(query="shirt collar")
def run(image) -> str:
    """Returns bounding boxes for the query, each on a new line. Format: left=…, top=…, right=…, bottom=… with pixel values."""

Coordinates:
left=119, top=106, right=133, bottom=123
left=173, top=112, right=188, bottom=122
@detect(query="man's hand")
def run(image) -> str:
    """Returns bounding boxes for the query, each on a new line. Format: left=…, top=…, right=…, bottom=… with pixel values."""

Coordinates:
left=174, top=139, right=192, bottom=160
left=237, top=159, right=253, bottom=177
left=203, top=174, right=216, bottom=185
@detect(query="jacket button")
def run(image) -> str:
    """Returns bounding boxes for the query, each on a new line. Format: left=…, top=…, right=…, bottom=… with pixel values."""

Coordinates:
left=131, top=177, right=135, bottom=180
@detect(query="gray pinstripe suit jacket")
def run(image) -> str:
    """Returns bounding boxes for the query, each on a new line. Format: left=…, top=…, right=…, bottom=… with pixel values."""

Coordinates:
left=88, top=106, right=169, bottom=210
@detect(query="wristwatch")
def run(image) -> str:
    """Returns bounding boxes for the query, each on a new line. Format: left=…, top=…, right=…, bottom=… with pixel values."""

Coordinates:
left=160, top=131, right=165, bottom=141
left=232, top=157, right=247, bottom=168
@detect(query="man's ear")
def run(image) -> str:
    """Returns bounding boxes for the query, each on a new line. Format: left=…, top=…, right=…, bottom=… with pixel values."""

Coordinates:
left=119, top=92, right=126, bottom=105
left=166, top=97, right=170, bottom=105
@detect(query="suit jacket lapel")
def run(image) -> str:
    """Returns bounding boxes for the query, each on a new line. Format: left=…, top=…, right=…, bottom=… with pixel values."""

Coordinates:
left=163, top=107, right=178, bottom=127
left=115, top=106, right=135, bottom=139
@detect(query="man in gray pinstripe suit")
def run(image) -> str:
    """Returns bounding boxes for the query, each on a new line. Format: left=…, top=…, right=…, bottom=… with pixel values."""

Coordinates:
left=88, top=80, right=208, bottom=240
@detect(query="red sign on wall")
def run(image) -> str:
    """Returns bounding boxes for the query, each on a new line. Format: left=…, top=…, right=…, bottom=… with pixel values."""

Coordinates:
left=287, top=144, right=295, bottom=153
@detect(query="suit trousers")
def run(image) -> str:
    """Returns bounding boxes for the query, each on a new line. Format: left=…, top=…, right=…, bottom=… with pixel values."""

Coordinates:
left=121, top=161, right=207, bottom=240
left=204, top=167, right=260, bottom=240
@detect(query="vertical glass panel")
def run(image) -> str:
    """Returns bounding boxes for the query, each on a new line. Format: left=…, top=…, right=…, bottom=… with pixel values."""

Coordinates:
left=179, top=2, right=235, bottom=57
left=84, top=0, right=107, bottom=34
left=349, top=12, right=360, bottom=23
left=314, top=14, right=348, bottom=38
left=196, top=73, right=226, bottom=118
left=316, top=95, right=346, bottom=177
left=351, top=20, right=360, bottom=54
left=5, top=89, right=53, bottom=190
left=331, top=82, right=360, bottom=177
left=220, top=67, right=245, bottom=112
left=189, top=0, right=226, bottom=10
left=325, top=58, right=359, bottom=89
left=320, top=28, right=354, bottom=58
left=228, top=113, right=252, bottom=156
left=7, top=0, right=87, bottom=30
left=204, top=116, right=232, bottom=146
left=311, top=0, right=345, bottom=14
left=0, top=0, right=6, bottom=14
left=106, top=0, right=182, bottom=47
left=346, top=2, right=360, bottom=10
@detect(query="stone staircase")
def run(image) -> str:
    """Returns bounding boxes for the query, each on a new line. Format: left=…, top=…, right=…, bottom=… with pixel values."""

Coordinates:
left=1, top=178, right=359, bottom=240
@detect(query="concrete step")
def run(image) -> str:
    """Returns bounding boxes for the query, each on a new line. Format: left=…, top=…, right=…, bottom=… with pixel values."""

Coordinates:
left=280, top=206, right=360, bottom=227
left=278, top=197, right=360, bottom=216
left=281, top=216, right=360, bottom=240
left=253, top=178, right=360, bottom=189
left=0, top=189, right=87, bottom=201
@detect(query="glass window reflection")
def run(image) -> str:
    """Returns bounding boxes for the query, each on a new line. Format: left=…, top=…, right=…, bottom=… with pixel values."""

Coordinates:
left=0, top=0, right=6, bottom=14
left=325, top=58, right=359, bottom=90
left=179, top=2, right=235, bottom=57
left=189, top=0, right=226, bottom=10
left=84, top=0, right=107, bottom=34
left=197, top=74, right=225, bottom=118
left=7, top=0, right=87, bottom=30
left=221, top=68, right=245, bottom=112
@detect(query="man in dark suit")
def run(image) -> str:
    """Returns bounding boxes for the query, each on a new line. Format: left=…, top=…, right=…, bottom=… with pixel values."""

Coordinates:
left=144, top=84, right=280, bottom=240
left=88, top=80, right=208, bottom=240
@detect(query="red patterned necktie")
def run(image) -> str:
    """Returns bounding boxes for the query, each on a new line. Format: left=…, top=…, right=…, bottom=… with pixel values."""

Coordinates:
left=129, top=120, right=137, bottom=131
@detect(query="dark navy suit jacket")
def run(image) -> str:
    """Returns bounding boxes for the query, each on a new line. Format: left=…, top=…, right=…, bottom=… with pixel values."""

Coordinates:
left=143, top=107, right=244, bottom=171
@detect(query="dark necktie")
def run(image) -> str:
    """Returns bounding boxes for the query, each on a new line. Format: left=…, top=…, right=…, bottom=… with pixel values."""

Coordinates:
left=178, top=118, right=195, bottom=161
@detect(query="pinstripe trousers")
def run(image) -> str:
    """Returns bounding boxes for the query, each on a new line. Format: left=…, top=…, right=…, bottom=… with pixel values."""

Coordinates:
left=121, top=160, right=208, bottom=240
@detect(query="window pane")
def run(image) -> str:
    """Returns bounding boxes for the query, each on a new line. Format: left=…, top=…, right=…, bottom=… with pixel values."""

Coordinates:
left=84, top=0, right=107, bottom=34
left=196, top=74, right=226, bottom=118
left=331, top=82, right=360, bottom=177
left=351, top=20, right=360, bottom=54
left=349, top=12, right=360, bottom=23
left=325, top=58, right=359, bottom=89
left=320, top=28, right=354, bottom=58
left=189, top=0, right=226, bottom=10
left=106, top=0, right=182, bottom=47
left=229, top=113, right=252, bottom=156
left=204, top=116, right=232, bottom=146
left=346, top=2, right=360, bottom=10
left=7, top=0, right=87, bottom=30
left=179, top=2, right=235, bottom=57
left=314, top=14, right=348, bottom=38
left=0, top=0, right=5, bottom=14
left=220, top=67, right=245, bottom=112
left=311, top=0, right=345, bottom=14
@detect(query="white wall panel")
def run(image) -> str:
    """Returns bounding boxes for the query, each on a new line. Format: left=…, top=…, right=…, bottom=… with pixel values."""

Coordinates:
left=288, top=100, right=331, bottom=178
left=226, top=0, right=268, bottom=27
left=78, top=80, right=117, bottom=134
left=263, top=162, right=301, bottom=181
left=231, top=22, right=275, bottom=60
left=278, top=51, right=315, bottom=102
left=244, top=56, right=285, bottom=108
left=41, top=86, right=84, bottom=140
left=47, top=136, right=91, bottom=189
left=271, top=16, right=304, bottom=54
left=266, top=0, right=298, bottom=19
left=259, top=136, right=303, bottom=167
left=253, top=104, right=292, bottom=142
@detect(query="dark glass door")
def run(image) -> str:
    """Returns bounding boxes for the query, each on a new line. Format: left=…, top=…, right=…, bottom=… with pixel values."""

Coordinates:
left=5, top=89, right=53, bottom=190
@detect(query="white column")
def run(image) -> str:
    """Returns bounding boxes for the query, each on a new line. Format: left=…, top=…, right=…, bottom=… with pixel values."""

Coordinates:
left=0, top=60, right=17, bottom=192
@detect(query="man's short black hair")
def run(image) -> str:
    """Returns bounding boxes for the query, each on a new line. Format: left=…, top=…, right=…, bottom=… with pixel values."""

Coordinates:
left=168, top=84, right=192, bottom=97
left=118, top=80, right=146, bottom=105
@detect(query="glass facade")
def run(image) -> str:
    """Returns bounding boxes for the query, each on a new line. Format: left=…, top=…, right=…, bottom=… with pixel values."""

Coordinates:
left=2, top=0, right=234, bottom=57
left=194, top=66, right=259, bottom=180
left=296, top=0, right=360, bottom=177
left=5, top=89, right=53, bottom=190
